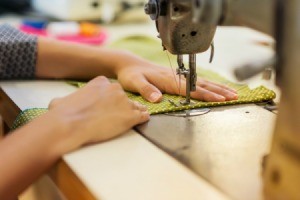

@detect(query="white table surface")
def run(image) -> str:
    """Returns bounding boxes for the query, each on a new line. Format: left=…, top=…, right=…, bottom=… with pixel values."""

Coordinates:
left=0, top=22, right=279, bottom=200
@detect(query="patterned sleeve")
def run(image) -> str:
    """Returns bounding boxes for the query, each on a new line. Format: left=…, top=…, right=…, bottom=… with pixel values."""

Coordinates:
left=0, top=24, right=37, bottom=79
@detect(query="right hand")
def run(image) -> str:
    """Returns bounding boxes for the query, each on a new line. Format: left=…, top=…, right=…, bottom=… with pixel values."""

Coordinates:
left=114, top=51, right=238, bottom=103
left=48, top=76, right=150, bottom=153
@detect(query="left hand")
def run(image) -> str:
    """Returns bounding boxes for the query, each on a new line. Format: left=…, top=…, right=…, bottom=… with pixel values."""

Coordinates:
left=115, top=52, right=238, bottom=103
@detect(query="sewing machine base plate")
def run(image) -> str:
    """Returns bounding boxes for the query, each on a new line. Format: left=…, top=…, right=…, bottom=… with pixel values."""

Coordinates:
left=136, top=104, right=276, bottom=200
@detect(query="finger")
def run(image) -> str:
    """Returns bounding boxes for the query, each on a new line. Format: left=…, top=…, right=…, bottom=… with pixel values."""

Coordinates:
left=201, top=80, right=237, bottom=94
left=132, top=110, right=150, bottom=125
left=110, top=82, right=123, bottom=91
left=87, top=76, right=110, bottom=87
left=131, top=101, right=148, bottom=112
left=133, top=76, right=163, bottom=103
left=176, top=78, right=229, bottom=101
left=191, top=86, right=226, bottom=102
left=198, top=82, right=238, bottom=101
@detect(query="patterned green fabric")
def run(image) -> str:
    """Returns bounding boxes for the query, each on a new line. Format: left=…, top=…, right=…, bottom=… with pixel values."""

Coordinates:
left=69, top=76, right=275, bottom=115
left=110, top=35, right=177, bottom=67
left=12, top=35, right=276, bottom=129
left=12, top=108, right=47, bottom=129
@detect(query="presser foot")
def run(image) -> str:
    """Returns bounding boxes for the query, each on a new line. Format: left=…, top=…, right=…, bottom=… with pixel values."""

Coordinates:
left=168, top=99, right=195, bottom=107
left=180, top=99, right=193, bottom=106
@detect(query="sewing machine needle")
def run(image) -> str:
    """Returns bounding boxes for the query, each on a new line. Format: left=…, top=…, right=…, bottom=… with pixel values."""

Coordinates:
left=177, top=55, right=184, bottom=97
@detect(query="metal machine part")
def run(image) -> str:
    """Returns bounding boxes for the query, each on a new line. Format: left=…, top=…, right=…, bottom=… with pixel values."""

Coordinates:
left=234, top=57, right=276, bottom=81
left=176, top=54, right=197, bottom=105
left=145, top=0, right=217, bottom=105
left=190, top=0, right=274, bottom=35
left=165, top=108, right=210, bottom=117
left=145, top=0, right=300, bottom=199
left=144, top=0, right=217, bottom=54
left=136, top=105, right=276, bottom=200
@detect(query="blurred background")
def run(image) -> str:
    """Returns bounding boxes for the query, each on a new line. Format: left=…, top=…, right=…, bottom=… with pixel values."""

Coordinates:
left=0, top=0, right=148, bottom=23
left=0, top=0, right=151, bottom=46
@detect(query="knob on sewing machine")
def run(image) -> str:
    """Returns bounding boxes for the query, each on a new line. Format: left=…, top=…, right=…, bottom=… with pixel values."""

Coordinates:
left=145, top=0, right=217, bottom=105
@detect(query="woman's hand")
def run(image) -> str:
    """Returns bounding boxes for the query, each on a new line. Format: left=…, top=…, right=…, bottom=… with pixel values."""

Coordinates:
left=0, top=76, right=149, bottom=199
left=36, top=38, right=238, bottom=103
left=115, top=51, right=238, bottom=103
left=48, top=76, right=149, bottom=154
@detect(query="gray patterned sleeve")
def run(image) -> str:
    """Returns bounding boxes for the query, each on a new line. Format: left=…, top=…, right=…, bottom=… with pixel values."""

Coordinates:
left=0, top=24, right=37, bottom=79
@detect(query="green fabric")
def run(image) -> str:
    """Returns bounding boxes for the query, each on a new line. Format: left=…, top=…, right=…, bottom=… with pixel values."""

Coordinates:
left=12, top=35, right=276, bottom=129
left=69, top=80, right=274, bottom=115
left=110, top=35, right=177, bottom=67
left=12, top=108, right=47, bottom=129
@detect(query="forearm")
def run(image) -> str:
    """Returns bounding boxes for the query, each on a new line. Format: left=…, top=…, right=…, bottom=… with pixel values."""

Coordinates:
left=0, top=112, right=66, bottom=200
left=36, top=37, right=132, bottom=80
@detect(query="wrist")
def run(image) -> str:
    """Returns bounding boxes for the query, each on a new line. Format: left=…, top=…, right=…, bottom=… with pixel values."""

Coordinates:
left=111, top=50, right=141, bottom=75
left=10, top=110, right=74, bottom=165
left=47, top=109, right=85, bottom=155
left=34, top=110, right=74, bottom=157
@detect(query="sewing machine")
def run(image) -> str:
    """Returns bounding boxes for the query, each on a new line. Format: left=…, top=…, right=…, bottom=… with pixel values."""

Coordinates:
left=145, top=0, right=300, bottom=199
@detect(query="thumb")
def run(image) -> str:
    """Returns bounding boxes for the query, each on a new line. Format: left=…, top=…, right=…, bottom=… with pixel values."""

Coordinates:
left=135, top=77, right=163, bottom=103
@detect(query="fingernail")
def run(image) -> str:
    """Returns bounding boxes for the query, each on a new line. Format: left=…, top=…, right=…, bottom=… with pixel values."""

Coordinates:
left=216, top=95, right=226, bottom=102
left=230, top=93, right=238, bottom=99
left=149, top=92, right=161, bottom=102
